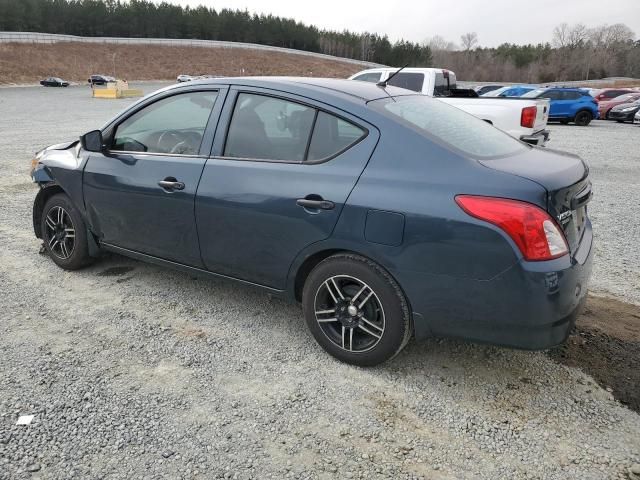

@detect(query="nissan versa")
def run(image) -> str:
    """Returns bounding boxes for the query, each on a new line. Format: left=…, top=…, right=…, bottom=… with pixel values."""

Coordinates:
left=30, top=78, right=594, bottom=366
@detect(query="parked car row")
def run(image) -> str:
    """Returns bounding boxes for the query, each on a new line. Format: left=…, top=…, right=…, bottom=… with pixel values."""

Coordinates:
left=475, top=84, right=640, bottom=125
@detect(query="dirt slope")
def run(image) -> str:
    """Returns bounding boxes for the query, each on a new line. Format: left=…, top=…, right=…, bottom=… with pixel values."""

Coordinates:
left=0, top=42, right=363, bottom=84
left=549, top=295, right=640, bottom=412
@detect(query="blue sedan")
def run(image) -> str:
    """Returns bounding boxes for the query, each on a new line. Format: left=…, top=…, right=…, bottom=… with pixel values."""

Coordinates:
left=30, top=77, right=593, bottom=366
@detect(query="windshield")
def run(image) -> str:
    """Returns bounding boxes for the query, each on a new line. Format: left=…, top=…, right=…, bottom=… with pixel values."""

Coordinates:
left=371, top=96, right=527, bottom=159
left=482, top=86, right=510, bottom=97
left=614, top=94, right=639, bottom=102
left=521, top=89, right=546, bottom=98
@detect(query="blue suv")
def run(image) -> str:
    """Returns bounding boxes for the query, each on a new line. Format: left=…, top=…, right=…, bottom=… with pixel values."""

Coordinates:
left=522, top=88, right=599, bottom=126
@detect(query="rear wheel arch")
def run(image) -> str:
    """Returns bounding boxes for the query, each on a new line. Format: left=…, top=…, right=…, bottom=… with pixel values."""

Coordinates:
left=292, top=249, right=412, bottom=313
left=33, top=184, right=66, bottom=239
left=293, top=249, right=346, bottom=302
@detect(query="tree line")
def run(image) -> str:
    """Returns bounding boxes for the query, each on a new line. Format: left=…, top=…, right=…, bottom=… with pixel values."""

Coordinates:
left=428, top=23, right=638, bottom=83
left=0, top=0, right=432, bottom=67
left=0, top=0, right=638, bottom=82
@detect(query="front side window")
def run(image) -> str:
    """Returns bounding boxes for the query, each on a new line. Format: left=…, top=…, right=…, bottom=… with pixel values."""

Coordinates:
left=388, top=72, right=424, bottom=93
left=307, top=111, right=366, bottom=161
left=372, top=95, right=526, bottom=159
left=111, top=91, right=218, bottom=155
left=224, top=93, right=315, bottom=161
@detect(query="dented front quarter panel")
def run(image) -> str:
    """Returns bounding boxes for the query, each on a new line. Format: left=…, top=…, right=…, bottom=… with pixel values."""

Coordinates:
left=31, top=140, right=89, bottom=237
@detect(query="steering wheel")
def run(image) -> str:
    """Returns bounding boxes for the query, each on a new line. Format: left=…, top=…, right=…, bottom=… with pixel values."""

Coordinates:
left=157, top=130, right=183, bottom=153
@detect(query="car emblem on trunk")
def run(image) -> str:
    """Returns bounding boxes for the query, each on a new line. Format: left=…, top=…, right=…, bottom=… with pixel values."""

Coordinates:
left=558, top=210, right=573, bottom=224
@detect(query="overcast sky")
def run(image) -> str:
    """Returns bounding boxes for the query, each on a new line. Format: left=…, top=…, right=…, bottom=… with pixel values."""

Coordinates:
left=162, top=0, right=640, bottom=47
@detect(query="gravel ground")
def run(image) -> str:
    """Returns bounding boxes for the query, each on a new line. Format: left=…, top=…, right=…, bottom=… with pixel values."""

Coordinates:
left=1, top=84, right=639, bottom=479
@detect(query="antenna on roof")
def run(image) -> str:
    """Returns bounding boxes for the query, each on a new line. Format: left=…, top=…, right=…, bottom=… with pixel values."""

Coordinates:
left=377, top=64, right=409, bottom=87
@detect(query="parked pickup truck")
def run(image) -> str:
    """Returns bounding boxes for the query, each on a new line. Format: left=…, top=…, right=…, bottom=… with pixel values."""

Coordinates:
left=349, top=68, right=550, bottom=146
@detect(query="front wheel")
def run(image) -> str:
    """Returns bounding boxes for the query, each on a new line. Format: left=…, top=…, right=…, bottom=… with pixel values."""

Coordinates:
left=574, top=111, right=593, bottom=126
left=41, top=193, right=93, bottom=270
left=302, top=254, right=412, bottom=366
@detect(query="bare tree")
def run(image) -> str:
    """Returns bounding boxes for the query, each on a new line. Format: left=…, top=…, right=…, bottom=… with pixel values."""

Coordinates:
left=552, top=23, right=569, bottom=48
left=425, top=35, right=457, bottom=51
left=567, top=23, right=588, bottom=49
left=460, top=32, right=478, bottom=51
left=603, top=23, right=634, bottom=46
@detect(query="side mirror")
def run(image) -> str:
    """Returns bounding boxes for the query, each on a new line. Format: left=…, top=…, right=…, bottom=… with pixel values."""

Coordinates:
left=80, top=129, right=104, bottom=152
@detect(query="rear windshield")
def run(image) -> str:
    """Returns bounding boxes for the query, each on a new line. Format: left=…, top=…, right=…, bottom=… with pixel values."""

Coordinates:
left=371, top=96, right=527, bottom=159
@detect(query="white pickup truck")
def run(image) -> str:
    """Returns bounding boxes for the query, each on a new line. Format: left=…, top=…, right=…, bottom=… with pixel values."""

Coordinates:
left=349, top=68, right=550, bottom=145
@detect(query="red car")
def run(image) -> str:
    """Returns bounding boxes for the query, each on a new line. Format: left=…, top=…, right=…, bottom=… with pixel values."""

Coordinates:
left=592, top=88, right=636, bottom=103
left=598, top=92, right=640, bottom=119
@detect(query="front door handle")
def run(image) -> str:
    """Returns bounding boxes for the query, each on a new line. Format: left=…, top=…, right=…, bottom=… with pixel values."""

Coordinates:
left=296, top=198, right=335, bottom=210
left=158, top=178, right=185, bottom=191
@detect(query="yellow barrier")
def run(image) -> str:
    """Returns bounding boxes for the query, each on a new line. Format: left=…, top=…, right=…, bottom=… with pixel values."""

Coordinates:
left=92, top=80, right=143, bottom=99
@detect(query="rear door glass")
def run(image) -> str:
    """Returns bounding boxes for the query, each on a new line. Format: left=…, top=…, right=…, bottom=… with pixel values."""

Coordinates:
left=224, top=93, right=315, bottom=161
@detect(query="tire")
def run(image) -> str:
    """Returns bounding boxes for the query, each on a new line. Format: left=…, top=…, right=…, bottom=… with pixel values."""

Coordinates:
left=559, top=119, right=570, bottom=125
left=40, top=193, right=93, bottom=270
left=574, top=110, right=593, bottom=126
left=302, top=253, right=412, bottom=366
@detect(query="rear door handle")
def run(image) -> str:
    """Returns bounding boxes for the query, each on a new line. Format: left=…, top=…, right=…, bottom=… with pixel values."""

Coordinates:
left=296, top=198, right=335, bottom=210
left=158, top=178, right=185, bottom=191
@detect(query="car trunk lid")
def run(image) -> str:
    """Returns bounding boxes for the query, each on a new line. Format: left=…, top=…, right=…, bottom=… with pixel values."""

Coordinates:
left=479, top=147, right=591, bottom=254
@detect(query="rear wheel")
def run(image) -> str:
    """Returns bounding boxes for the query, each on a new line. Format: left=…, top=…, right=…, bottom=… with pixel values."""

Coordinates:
left=574, top=111, right=593, bottom=126
left=302, top=253, right=412, bottom=366
left=41, top=193, right=93, bottom=270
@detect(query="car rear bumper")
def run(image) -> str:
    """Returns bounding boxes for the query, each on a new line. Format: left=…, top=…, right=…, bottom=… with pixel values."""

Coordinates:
left=402, top=219, right=594, bottom=350
left=520, top=129, right=550, bottom=146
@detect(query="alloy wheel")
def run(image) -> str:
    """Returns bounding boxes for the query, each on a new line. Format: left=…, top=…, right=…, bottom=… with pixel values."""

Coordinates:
left=314, top=275, right=385, bottom=353
left=44, top=206, right=76, bottom=259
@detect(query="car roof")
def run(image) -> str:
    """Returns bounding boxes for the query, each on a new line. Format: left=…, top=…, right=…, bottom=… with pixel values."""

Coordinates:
left=166, top=76, right=415, bottom=103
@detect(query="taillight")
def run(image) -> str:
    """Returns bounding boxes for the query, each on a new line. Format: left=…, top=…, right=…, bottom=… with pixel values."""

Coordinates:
left=455, top=195, right=569, bottom=261
left=520, top=106, right=537, bottom=128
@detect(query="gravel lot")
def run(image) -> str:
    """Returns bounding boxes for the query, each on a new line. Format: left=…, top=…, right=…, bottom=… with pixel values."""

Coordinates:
left=1, top=84, right=639, bottom=480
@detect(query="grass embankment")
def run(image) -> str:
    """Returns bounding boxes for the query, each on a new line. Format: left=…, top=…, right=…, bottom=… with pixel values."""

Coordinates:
left=0, top=42, right=362, bottom=84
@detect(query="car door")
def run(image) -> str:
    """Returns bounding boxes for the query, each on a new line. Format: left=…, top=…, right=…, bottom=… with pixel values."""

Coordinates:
left=541, top=90, right=564, bottom=117
left=83, top=87, right=226, bottom=267
left=195, top=87, right=379, bottom=289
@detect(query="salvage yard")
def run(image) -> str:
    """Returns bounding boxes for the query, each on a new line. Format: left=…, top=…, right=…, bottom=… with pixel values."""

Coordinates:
left=1, top=83, right=639, bottom=479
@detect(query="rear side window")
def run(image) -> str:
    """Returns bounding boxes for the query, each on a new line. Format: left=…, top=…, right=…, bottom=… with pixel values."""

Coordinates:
left=353, top=72, right=382, bottom=83
left=388, top=72, right=424, bottom=92
left=307, top=112, right=366, bottom=161
left=372, top=96, right=526, bottom=159
left=224, top=93, right=315, bottom=161
left=224, top=93, right=365, bottom=162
